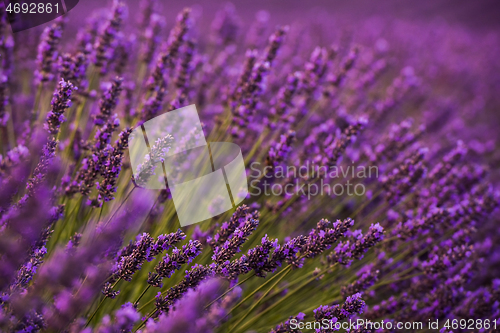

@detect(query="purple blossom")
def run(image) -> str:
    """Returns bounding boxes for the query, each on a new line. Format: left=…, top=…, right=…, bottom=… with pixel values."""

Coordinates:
left=35, top=18, right=64, bottom=84
left=96, top=127, right=133, bottom=204
left=94, top=77, right=124, bottom=126
left=133, top=135, right=174, bottom=187
left=210, top=205, right=259, bottom=248
left=93, top=0, right=127, bottom=72
left=44, top=79, right=76, bottom=136
left=212, top=217, right=259, bottom=264
left=154, top=264, right=213, bottom=315
left=148, top=240, right=203, bottom=287
left=313, top=293, right=366, bottom=330
left=95, top=302, right=140, bottom=333
left=328, top=223, right=384, bottom=266
left=301, top=218, right=354, bottom=261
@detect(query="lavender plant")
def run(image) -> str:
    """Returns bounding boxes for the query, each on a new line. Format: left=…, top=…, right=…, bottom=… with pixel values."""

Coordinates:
left=0, top=1, right=499, bottom=333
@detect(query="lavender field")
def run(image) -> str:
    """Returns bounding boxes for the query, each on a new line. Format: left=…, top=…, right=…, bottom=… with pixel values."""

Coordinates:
left=0, top=0, right=500, bottom=332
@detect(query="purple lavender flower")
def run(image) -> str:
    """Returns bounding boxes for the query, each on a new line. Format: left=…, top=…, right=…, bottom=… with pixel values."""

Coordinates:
left=267, top=130, right=296, bottom=169
left=325, top=46, right=359, bottom=91
left=322, top=117, right=368, bottom=168
left=210, top=3, right=241, bottom=47
left=150, top=229, right=187, bottom=256
left=270, top=312, right=305, bottom=333
left=313, top=293, right=366, bottom=326
left=144, top=278, right=223, bottom=332
left=141, top=14, right=165, bottom=65
left=95, top=302, right=140, bottom=333
left=301, top=218, right=354, bottom=261
left=246, top=235, right=279, bottom=277
left=212, top=217, right=259, bottom=264
left=244, top=235, right=307, bottom=277
left=44, top=79, right=76, bottom=136
left=96, top=127, right=133, bottom=203
left=211, top=256, right=250, bottom=281
left=59, top=51, right=89, bottom=90
left=109, top=233, right=154, bottom=284
left=146, top=8, right=191, bottom=93
left=9, top=205, right=64, bottom=292
left=341, top=269, right=379, bottom=299
left=148, top=240, right=202, bottom=287
left=174, top=39, right=196, bottom=96
left=35, top=18, right=64, bottom=84
left=0, top=74, right=9, bottom=127
left=0, top=144, right=29, bottom=178
left=154, top=264, right=213, bottom=315
left=94, top=77, right=124, bottom=126
left=93, top=0, right=127, bottom=72
left=70, top=115, right=120, bottom=198
left=328, top=223, right=384, bottom=266
left=230, top=49, right=258, bottom=103
left=0, top=186, right=52, bottom=292
left=112, top=34, right=135, bottom=76
left=133, top=135, right=174, bottom=187
left=210, top=205, right=259, bottom=248
left=269, top=72, right=301, bottom=127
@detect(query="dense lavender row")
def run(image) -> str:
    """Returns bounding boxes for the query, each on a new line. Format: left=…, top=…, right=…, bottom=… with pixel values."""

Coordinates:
left=0, top=0, right=499, bottom=332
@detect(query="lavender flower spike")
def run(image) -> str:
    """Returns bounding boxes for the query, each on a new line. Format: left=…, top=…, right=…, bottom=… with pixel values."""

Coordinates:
left=93, top=0, right=127, bottom=71
left=210, top=204, right=259, bottom=248
left=35, top=18, right=64, bottom=84
left=148, top=240, right=203, bottom=288
left=133, top=134, right=174, bottom=187
left=212, top=217, right=259, bottom=264
left=94, top=77, right=124, bottom=126
left=328, top=223, right=385, bottom=266
left=154, top=264, right=213, bottom=316
left=44, top=79, right=76, bottom=137
left=313, top=293, right=366, bottom=325
left=301, top=218, right=354, bottom=261
left=96, top=127, right=133, bottom=204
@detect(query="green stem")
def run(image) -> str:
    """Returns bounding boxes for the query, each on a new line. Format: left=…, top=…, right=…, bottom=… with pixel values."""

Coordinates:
left=134, top=285, right=151, bottom=306
left=104, top=186, right=137, bottom=227
left=135, top=309, right=157, bottom=332
left=228, top=267, right=291, bottom=333
left=229, top=266, right=290, bottom=315
left=85, top=296, right=107, bottom=327
left=30, top=83, right=43, bottom=131
left=204, top=273, right=255, bottom=310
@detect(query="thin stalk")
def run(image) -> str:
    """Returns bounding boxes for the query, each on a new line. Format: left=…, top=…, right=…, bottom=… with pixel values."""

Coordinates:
left=30, top=83, right=43, bottom=131
left=85, top=278, right=121, bottom=327
left=85, top=296, right=107, bottom=327
left=239, top=266, right=328, bottom=330
left=104, top=185, right=137, bottom=227
left=135, top=309, right=157, bottom=332
left=134, top=285, right=151, bottom=306
left=228, top=265, right=290, bottom=315
left=204, top=273, right=255, bottom=310
left=228, top=266, right=291, bottom=333
left=97, top=203, right=105, bottom=224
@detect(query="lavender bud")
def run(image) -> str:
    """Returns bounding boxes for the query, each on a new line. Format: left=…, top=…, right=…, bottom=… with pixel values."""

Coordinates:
left=148, top=240, right=202, bottom=287
left=154, top=264, right=213, bottom=315
left=133, top=135, right=174, bottom=187
left=212, top=218, right=259, bottom=264
left=93, top=0, right=127, bottom=71
left=94, top=77, right=124, bottom=126
left=35, top=19, right=64, bottom=84
left=44, top=79, right=76, bottom=137
left=313, top=293, right=365, bottom=323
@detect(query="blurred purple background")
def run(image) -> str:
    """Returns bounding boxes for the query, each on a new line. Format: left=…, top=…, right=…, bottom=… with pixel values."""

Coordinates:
left=67, top=0, right=500, bottom=32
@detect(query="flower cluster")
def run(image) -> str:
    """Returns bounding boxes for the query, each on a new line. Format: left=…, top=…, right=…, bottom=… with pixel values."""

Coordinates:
left=0, top=1, right=499, bottom=333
